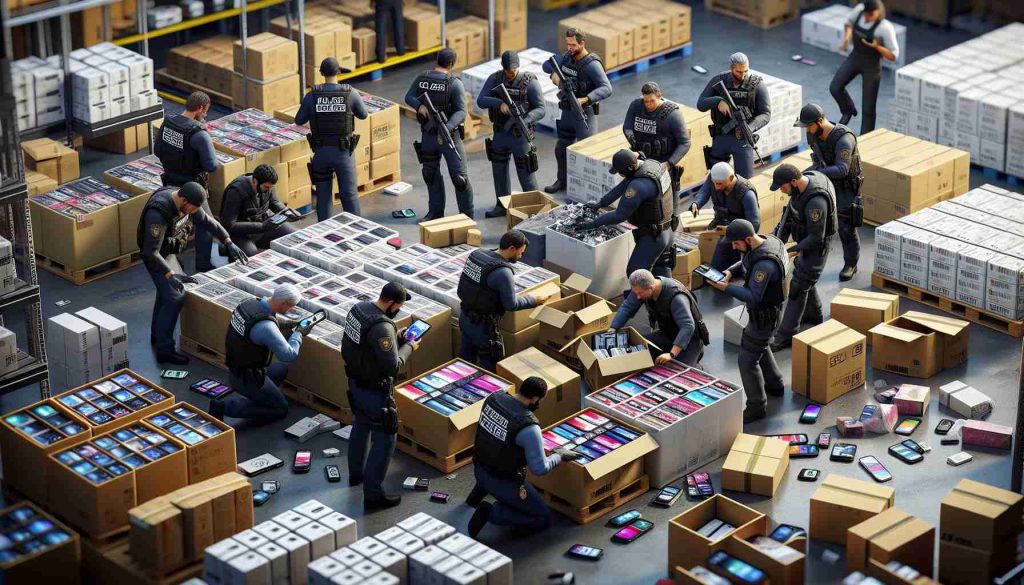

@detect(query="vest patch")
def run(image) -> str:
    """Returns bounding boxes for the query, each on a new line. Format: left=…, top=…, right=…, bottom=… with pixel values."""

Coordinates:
left=480, top=404, right=509, bottom=441
left=162, top=128, right=184, bottom=149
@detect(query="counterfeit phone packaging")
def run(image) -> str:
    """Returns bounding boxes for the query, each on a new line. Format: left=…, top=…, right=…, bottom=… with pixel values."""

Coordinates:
left=284, top=417, right=321, bottom=443
left=334, top=426, right=353, bottom=440
left=938, top=380, right=993, bottom=419
left=311, top=413, right=341, bottom=433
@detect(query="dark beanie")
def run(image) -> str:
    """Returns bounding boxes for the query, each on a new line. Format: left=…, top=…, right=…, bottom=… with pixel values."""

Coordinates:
left=179, top=182, right=208, bottom=206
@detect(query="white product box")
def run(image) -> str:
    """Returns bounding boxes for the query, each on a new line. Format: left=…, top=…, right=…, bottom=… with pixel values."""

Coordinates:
left=370, top=548, right=407, bottom=583
left=309, top=556, right=347, bottom=584
left=330, top=570, right=364, bottom=585
left=909, top=112, right=938, bottom=142
left=979, top=139, right=1006, bottom=172
left=1007, top=103, right=1024, bottom=146
left=276, top=533, right=311, bottom=585
left=446, top=562, right=487, bottom=585
left=938, top=380, right=994, bottom=420
left=31, top=67, right=64, bottom=96
left=956, top=245, right=998, bottom=308
left=350, top=559, right=382, bottom=578
left=920, top=73, right=958, bottom=118
left=987, top=253, right=1024, bottom=320
left=438, top=534, right=478, bottom=557
left=900, top=229, right=940, bottom=288
left=273, top=510, right=312, bottom=533
left=226, top=550, right=270, bottom=585
left=955, top=131, right=981, bottom=161
left=232, top=529, right=268, bottom=551
left=72, top=99, right=110, bottom=124
left=47, top=313, right=101, bottom=372
left=365, top=573, right=400, bottom=585
left=329, top=547, right=365, bottom=567
left=409, top=546, right=449, bottom=585
left=132, top=88, right=161, bottom=111
left=204, top=538, right=249, bottom=585
left=928, top=236, right=970, bottom=299
left=349, top=537, right=388, bottom=560
left=69, top=48, right=94, bottom=61
left=295, top=522, right=335, bottom=560
left=895, top=65, right=929, bottom=111
left=122, top=54, right=155, bottom=95
left=320, top=512, right=358, bottom=549
left=36, top=104, right=64, bottom=127
left=252, top=520, right=288, bottom=541
left=544, top=225, right=634, bottom=299
left=254, top=543, right=288, bottom=585
left=873, top=221, right=917, bottom=279
left=293, top=499, right=334, bottom=521
left=978, top=93, right=1017, bottom=144
left=0, top=326, right=16, bottom=375
left=888, top=103, right=910, bottom=135
left=95, top=61, right=129, bottom=86
left=71, top=67, right=108, bottom=94
left=109, top=96, right=129, bottom=119
left=460, top=547, right=513, bottom=585
left=385, top=531, right=425, bottom=557
left=81, top=55, right=109, bottom=69
left=957, top=86, right=988, bottom=136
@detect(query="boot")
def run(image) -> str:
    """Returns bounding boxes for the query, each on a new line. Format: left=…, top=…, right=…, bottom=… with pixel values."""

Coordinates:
left=769, top=337, right=791, bottom=352
left=839, top=265, right=857, bottom=281
left=466, top=484, right=487, bottom=507
left=484, top=205, right=506, bottom=219
left=208, top=399, right=225, bottom=422
left=422, top=211, right=444, bottom=221
left=544, top=180, right=565, bottom=194
left=743, top=408, right=767, bottom=424
left=468, top=502, right=492, bottom=538
left=156, top=350, right=190, bottom=365
left=365, top=493, right=402, bottom=511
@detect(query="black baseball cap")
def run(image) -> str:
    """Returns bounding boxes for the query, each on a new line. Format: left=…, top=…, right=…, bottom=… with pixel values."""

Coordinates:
left=179, top=182, right=208, bottom=206
left=795, top=103, right=825, bottom=128
left=501, top=51, right=519, bottom=71
left=725, top=219, right=756, bottom=243
left=609, top=149, right=638, bottom=175
left=381, top=281, right=412, bottom=302
left=320, top=57, right=342, bottom=76
left=770, top=164, right=802, bottom=191
left=864, top=0, right=881, bottom=10
left=438, top=48, right=457, bottom=68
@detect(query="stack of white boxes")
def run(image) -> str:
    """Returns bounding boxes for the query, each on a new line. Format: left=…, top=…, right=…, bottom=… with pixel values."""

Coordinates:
left=889, top=22, right=1024, bottom=175
left=461, top=47, right=560, bottom=130
left=46, top=313, right=102, bottom=389
left=801, top=4, right=907, bottom=70
left=750, top=70, right=803, bottom=157
left=74, top=307, right=128, bottom=375
left=10, top=57, right=64, bottom=131
left=0, top=326, right=18, bottom=377
left=0, top=236, right=17, bottom=295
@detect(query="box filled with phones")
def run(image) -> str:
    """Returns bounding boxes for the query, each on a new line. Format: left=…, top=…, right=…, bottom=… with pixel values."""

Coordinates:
left=847, top=507, right=935, bottom=575
left=0, top=501, right=80, bottom=583
left=53, top=369, right=174, bottom=436
left=668, top=494, right=768, bottom=574
left=722, top=528, right=806, bottom=585
left=530, top=274, right=614, bottom=356
left=145, top=403, right=236, bottom=483
left=571, top=327, right=656, bottom=391
left=496, top=347, right=582, bottom=427
left=810, top=474, right=896, bottom=545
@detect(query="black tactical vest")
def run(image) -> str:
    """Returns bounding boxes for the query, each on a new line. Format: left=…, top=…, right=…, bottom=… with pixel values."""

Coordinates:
left=561, top=52, right=602, bottom=98
left=712, top=176, right=759, bottom=226
left=415, top=71, right=454, bottom=117
left=787, top=171, right=838, bottom=244
left=136, top=187, right=194, bottom=257
left=488, top=71, right=535, bottom=131
left=225, top=175, right=273, bottom=224
left=631, top=101, right=679, bottom=160
left=628, top=160, right=673, bottom=229
left=341, top=301, right=396, bottom=386
left=156, top=115, right=203, bottom=185
left=458, top=249, right=513, bottom=317
left=852, top=10, right=883, bottom=60
left=473, top=391, right=539, bottom=479
left=741, top=235, right=788, bottom=320
left=225, top=298, right=274, bottom=378
left=646, top=278, right=708, bottom=348
left=813, top=124, right=863, bottom=193
left=713, top=73, right=762, bottom=128
left=309, top=84, right=355, bottom=145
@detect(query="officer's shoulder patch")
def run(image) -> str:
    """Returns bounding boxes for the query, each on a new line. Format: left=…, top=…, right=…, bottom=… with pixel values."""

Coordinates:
left=810, top=209, right=823, bottom=222
left=754, top=270, right=766, bottom=283
left=840, top=149, right=852, bottom=163
left=625, top=187, right=637, bottom=199
left=379, top=337, right=393, bottom=351
left=149, top=224, right=162, bottom=238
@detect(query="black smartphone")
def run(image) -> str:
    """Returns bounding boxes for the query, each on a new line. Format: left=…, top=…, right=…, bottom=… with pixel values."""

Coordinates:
left=888, top=443, right=923, bottom=464
left=797, top=468, right=820, bottom=482
left=830, top=443, right=857, bottom=462
left=875, top=387, right=898, bottom=403
left=392, top=209, right=416, bottom=219
left=900, top=438, right=925, bottom=454
left=894, top=417, right=921, bottom=436
left=612, top=519, right=654, bottom=543
left=324, top=464, right=340, bottom=482
left=817, top=433, right=831, bottom=448
left=859, top=455, right=893, bottom=482
left=292, top=449, right=312, bottom=473
left=935, top=419, right=954, bottom=435
left=799, top=404, right=821, bottom=424
left=695, top=264, right=727, bottom=283
left=261, top=480, right=279, bottom=494
left=253, top=490, right=272, bottom=506
left=707, top=550, right=768, bottom=584
left=567, top=544, right=604, bottom=560
left=859, top=404, right=878, bottom=422
left=652, top=485, right=682, bottom=507
left=404, top=319, right=432, bottom=342
left=789, top=444, right=819, bottom=458
left=430, top=491, right=450, bottom=503
left=607, top=510, right=641, bottom=528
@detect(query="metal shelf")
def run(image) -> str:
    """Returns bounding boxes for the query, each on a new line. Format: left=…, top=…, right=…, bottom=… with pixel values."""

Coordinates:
left=0, top=282, right=40, bottom=313
left=0, top=353, right=48, bottom=396
left=0, top=181, right=27, bottom=205
left=112, top=0, right=290, bottom=45
left=71, top=103, right=164, bottom=140
left=3, top=0, right=120, bottom=28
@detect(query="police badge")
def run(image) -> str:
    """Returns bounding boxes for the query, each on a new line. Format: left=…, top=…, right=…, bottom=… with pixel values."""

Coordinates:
left=810, top=209, right=822, bottom=222
left=754, top=270, right=766, bottom=283
left=149, top=224, right=162, bottom=238
left=625, top=187, right=637, bottom=199
left=379, top=337, right=393, bottom=351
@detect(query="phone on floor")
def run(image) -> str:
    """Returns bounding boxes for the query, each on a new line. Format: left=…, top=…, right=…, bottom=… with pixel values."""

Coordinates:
left=608, top=510, right=641, bottom=528
left=261, top=480, right=280, bottom=494
left=799, top=404, right=821, bottom=424
left=652, top=485, right=683, bottom=507
left=707, top=550, right=768, bottom=584
left=789, top=444, right=819, bottom=458
left=859, top=404, right=878, bottom=422
left=947, top=452, right=972, bottom=466
left=404, top=319, right=432, bottom=342
left=160, top=369, right=189, bottom=379
left=292, top=450, right=312, bottom=473
left=253, top=490, right=272, bottom=506
left=686, top=472, right=715, bottom=499
left=900, top=438, right=925, bottom=454
left=935, top=418, right=954, bottom=435
left=695, top=264, right=727, bottom=283
left=392, top=209, right=416, bottom=219
left=238, top=453, right=284, bottom=477
left=875, top=387, right=898, bottom=403
left=894, top=417, right=921, bottom=436
left=767, top=434, right=808, bottom=445
left=817, top=433, right=831, bottom=448
left=797, top=468, right=820, bottom=482
left=324, top=464, right=340, bottom=482
left=189, top=377, right=232, bottom=399
left=567, top=544, right=604, bottom=560
left=298, top=310, right=327, bottom=331
left=430, top=491, right=450, bottom=503
left=830, top=443, right=857, bottom=462
left=888, top=443, right=923, bottom=464
left=612, top=519, right=654, bottom=543
left=859, top=455, right=892, bottom=482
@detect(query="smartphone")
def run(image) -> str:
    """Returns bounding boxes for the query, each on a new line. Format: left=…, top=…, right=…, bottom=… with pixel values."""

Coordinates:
left=292, top=450, right=312, bottom=473
left=190, top=378, right=232, bottom=399
left=888, top=443, right=923, bottom=464
left=391, top=209, right=416, bottom=219
left=935, top=419, right=954, bottom=435
left=707, top=550, right=768, bottom=584
left=261, top=480, right=279, bottom=494
left=859, top=404, right=878, bottom=422
left=404, top=319, right=432, bottom=342
left=612, top=519, right=654, bottom=543
left=817, top=433, right=831, bottom=448
left=830, top=443, right=857, bottom=462
left=894, top=418, right=921, bottom=436
left=767, top=434, right=808, bottom=445
left=798, top=468, right=820, bottom=482
left=652, top=485, right=683, bottom=507
left=253, top=490, right=272, bottom=506
left=875, top=387, right=898, bottom=403
left=324, top=464, right=340, bottom=482
left=769, top=524, right=807, bottom=543
left=900, top=438, right=925, bottom=454
left=567, top=544, right=604, bottom=560
left=799, top=404, right=821, bottom=424
left=695, top=264, right=727, bottom=283
left=238, top=453, right=284, bottom=477
left=160, top=369, right=188, bottom=379
left=789, top=444, right=819, bottom=458
left=268, top=213, right=288, bottom=225
left=608, top=510, right=641, bottom=528
left=859, top=456, right=892, bottom=482
left=298, top=310, right=327, bottom=330
left=430, top=491, right=450, bottom=503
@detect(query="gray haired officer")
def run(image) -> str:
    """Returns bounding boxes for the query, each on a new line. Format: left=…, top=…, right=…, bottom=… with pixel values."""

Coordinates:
left=697, top=52, right=771, bottom=179
left=690, top=161, right=760, bottom=271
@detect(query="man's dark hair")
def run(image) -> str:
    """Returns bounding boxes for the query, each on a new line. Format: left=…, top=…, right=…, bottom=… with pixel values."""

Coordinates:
left=252, top=164, right=278, bottom=185
left=520, top=376, right=548, bottom=399
left=499, top=230, right=528, bottom=251
left=380, top=281, right=411, bottom=303
left=185, top=91, right=211, bottom=112
left=437, top=48, right=457, bottom=69
left=565, top=27, right=586, bottom=43
left=641, top=82, right=661, bottom=96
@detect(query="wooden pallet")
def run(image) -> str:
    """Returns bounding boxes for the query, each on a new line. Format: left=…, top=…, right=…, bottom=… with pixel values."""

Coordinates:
left=83, top=536, right=203, bottom=585
left=280, top=381, right=353, bottom=424
left=536, top=474, right=650, bottom=524
left=356, top=171, right=402, bottom=197
left=36, top=251, right=141, bottom=285
left=606, top=43, right=694, bottom=80
left=179, top=336, right=227, bottom=369
left=155, top=68, right=234, bottom=109
left=705, top=0, right=799, bottom=29
left=871, top=272, right=1024, bottom=338
left=395, top=433, right=475, bottom=473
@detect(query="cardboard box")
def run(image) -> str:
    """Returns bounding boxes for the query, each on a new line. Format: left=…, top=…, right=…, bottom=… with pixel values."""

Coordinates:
left=32, top=196, right=120, bottom=270
left=353, top=28, right=377, bottom=66
left=574, top=327, right=656, bottom=391
left=233, top=32, right=299, bottom=81
left=721, top=433, right=789, bottom=496
left=170, top=473, right=253, bottom=560
left=830, top=288, right=899, bottom=341
left=53, top=369, right=174, bottom=436
left=118, top=193, right=151, bottom=256
left=724, top=533, right=805, bottom=585
left=404, top=7, right=442, bottom=51
left=870, top=311, right=969, bottom=379
left=0, top=502, right=81, bottom=584
left=941, top=479, right=1022, bottom=558
left=847, top=507, right=935, bottom=574
left=531, top=274, right=613, bottom=353
left=668, top=494, right=768, bottom=573
left=791, top=320, right=866, bottom=404
left=939, top=540, right=1008, bottom=585
left=231, top=73, right=300, bottom=116
left=894, top=384, right=930, bottom=417
left=497, top=191, right=560, bottom=229
left=961, top=420, right=1013, bottom=449
left=810, top=474, right=895, bottom=545
left=147, top=402, right=237, bottom=483
left=419, top=214, right=478, bottom=248
left=22, top=138, right=79, bottom=184
left=496, top=347, right=581, bottom=427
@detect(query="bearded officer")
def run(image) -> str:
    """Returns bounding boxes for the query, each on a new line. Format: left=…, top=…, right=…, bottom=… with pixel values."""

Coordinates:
left=579, top=149, right=675, bottom=278
left=769, top=164, right=837, bottom=351
left=467, top=376, right=581, bottom=537
left=696, top=53, right=771, bottom=179
left=342, top=282, right=420, bottom=511
left=139, top=182, right=248, bottom=365
left=541, top=27, right=612, bottom=193
left=797, top=103, right=863, bottom=281
left=623, top=82, right=690, bottom=199
left=690, top=161, right=760, bottom=271
left=295, top=57, right=369, bottom=220
left=219, top=164, right=298, bottom=255
left=405, top=48, right=474, bottom=220
left=477, top=51, right=545, bottom=218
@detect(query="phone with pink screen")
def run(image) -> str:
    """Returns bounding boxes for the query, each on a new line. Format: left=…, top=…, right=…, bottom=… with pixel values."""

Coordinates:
left=612, top=519, right=654, bottom=543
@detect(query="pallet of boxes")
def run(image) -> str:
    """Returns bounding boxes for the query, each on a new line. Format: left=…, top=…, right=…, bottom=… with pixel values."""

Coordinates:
left=163, top=35, right=237, bottom=105
left=446, top=16, right=490, bottom=70
left=47, top=307, right=129, bottom=390
left=704, top=0, right=798, bottom=30
left=557, top=0, right=691, bottom=71
left=465, top=0, right=526, bottom=53
left=233, top=32, right=301, bottom=114
left=270, top=10, right=356, bottom=81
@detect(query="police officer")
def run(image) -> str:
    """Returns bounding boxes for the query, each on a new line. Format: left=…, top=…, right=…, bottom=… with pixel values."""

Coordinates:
left=696, top=53, right=771, bottom=180
left=707, top=220, right=787, bottom=423
left=579, top=149, right=675, bottom=278
left=457, top=230, right=553, bottom=371
left=295, top=57, right=369, bottom=220
left=139, top=182, right=249, bottom=365
left=542, top=27, right=612, bottom=193
left=769, top=164, right=837, bottom=351
left=796, top=103, right=863, bottom=281
left=210, top=284, right=310, bottom=424
left=405, top=48, right=474, bottom=220
left=342, top=282, right=421, bottom=510
left=477, top=51, right=545, bottom=218
left=467, top=376, right=581, bottom=537
left=623, top=82, right=691, bottom=199
left=373, top=0, right=404, bottom=64
left=608, top=269, right=708, bottom=367
left=690, top=161, right=760, bottom=271
left=830, top=0, right=900, bottom=134
left=219, top=164, right=298, bottom=255
left=155, top=91, right=221, bottom=272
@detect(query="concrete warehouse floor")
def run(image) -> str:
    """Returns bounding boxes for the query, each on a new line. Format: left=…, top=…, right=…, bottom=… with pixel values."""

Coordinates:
left=2, top=3, right=1021, bottom=583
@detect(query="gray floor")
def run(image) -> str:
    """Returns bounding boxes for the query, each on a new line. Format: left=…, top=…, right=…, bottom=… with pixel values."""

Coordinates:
left=2, top=3, right=1021, bottom=584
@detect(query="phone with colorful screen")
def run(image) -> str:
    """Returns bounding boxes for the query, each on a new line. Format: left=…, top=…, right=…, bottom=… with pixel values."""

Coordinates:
left=859, top=455, right=892, bottom=482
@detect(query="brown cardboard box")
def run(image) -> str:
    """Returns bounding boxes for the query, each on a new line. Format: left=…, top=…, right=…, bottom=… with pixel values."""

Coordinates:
left=25, top=170, right=58, bottom=196
left=724, top=534, right=805, bottom=585
left=867, top=558, right=940, bottom=585
left=721, top=433, right=790, bottom=496
left=419, top=214, right=478, bottom=248
left=698, top=229, right=725, bottom=264
left=495, top=15, right=528, bottom=53
left=573, top=327, right=656, bottom=391
left=939, top=541, right=1010, bottom=585
left=233, top=32, right=299, bottom=81
left=371, top=152, right=400, bottom=180
left=870, top=311, right=970, bottom=379
left=231, top=73, right=300, bottom=116
left=830, top=288, right=900, bottom=341
left=53, top=369, right=175, bottom=436
left=87, top=123, right=148, bottom=154
left=810, top=474, right=895, bottom=545
left=32, top=198, right=120, bottom=269
left=353, top=28, right=377, bottom=66
left=791, top=320, right=866, bottom=404
left=498, top=191, right=561, bottom=229
left=940, top=479, right=1023, bottom=555
left=0, top=502, right=80, bottom=584
left=286, top=337, right=352, bottom=417
left=149, top=402, right=236, bottom=483
left=847, top=507, right=935, bottom=574
left=404, top=6, right=442, bottom=51
left=170, top=473, right=252, bottom=560
left=531, top=274, right=613, bottom=352
left=129, top=497, right=185, bottom=574
left=497, top=347, right=582, bottom=427
left=22, top=138, right=79, bottom=184
left=467, top=228, right=482, bottom=247
left=673, top=246, right=702, bottom=283
left=668, top=494, right=768, bottom=573
left=451, top=319, right=539, bottom=364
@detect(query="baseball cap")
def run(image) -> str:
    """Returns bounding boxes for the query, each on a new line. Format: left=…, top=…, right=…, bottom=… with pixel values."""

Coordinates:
left=609, top=149, right=638, bottom=175
left=320, top=57, right=342, bottom=76
left=381, top=281, right=412, bottom=303
left=770, top=164, right=802, bottom=191
left=725, top=219, right=756, bottom=243
left=795, top=103, right=825, bottom=128
left=501, top=51, right=520, bottom=71
left=179, top=182, right=208, bottom=206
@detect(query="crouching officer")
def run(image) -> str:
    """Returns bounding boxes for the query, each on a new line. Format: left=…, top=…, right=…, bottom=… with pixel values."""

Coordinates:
left=219, top=164, right=298, bottom=255
left=623, top=82, right=690, bottom=200
left=690, top=161, right=760, bottom=271
left=406, top=48, right=474, bottom=220
left=696, top=53, right=771, bottom=179
left=608, top=269, right=708, bottom=367
left=707, top=220, right=787, bottom=423
left=478, top=51, right=545, bottom=218
left=769, top=164, right=837, bottom=351
left=797, top=103, right=863, bottom=281
left=342, top=282, right=420, bottom=511
left=468, top=377, right=581, bottom=537
left=457, top=230, right=553, bottom=371
left=579, top=149, right=676, bottom=277
left=295, top=57, right=369, bottom=220
left=210, top=284, right=308, bottom=424
left=139, top=182, right=248, bottom=365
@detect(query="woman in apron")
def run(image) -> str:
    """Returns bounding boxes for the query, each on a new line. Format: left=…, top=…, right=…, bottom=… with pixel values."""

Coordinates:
left=829, top=0, right=900, bottom=134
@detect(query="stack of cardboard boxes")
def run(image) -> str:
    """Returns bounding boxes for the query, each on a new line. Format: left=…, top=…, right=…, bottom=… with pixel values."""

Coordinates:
left=0, top=501, right=81, bottom=582
left=462, top=48, right=560, bottom=130
left=232, top=32, right=301, bottom=115
left=47, top=308, right=129, bottom=389
left=0, top=325, right=17, bottom=377
left=445, top=16, right=489, bottom=70
left=939, top=479, right=1023, bottom=584
left=557, top=0, right=692, bottom=69
left=791, top=320, right=867, bottom=404
left=747, top=70, right=804, bottom=158
left=165, top=35, right=236, bottom=100
left=801, top=4, right=907, bottom=70
left=21, top=137, right=80, bottom=186
left=0, top=235, right=18, bottom=296
left=270, top=12, right=355, bottom=82
left=466, top=0, right=527, bottom=53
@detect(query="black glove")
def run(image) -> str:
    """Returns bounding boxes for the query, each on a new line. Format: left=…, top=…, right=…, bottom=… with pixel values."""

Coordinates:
left=295, top=319, right=314, bottom=336
left=261, top=217, right=279, bottom=231
left=167, top=273, right=198, bottom=294
left=554, top=447, right=583, bottom=461
left=225, top=242, right=249, bottom=265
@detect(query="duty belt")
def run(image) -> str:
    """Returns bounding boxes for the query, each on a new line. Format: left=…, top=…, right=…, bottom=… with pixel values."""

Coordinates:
left=635, top=219, right=673, bottom=237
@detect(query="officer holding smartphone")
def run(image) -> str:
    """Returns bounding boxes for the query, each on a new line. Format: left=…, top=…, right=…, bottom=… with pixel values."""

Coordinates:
left=341, top=282, right=420, bottom=511
left=219, top=164, right=298, bottom=255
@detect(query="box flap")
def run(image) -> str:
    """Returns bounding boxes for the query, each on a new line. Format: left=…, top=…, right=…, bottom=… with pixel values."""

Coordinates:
left=449, top=397, right=487, bottom=431
left=583, top=432, right=659, bottom=481
left=943, top=479, right=1023, bottom=519
left=500, top=347, right=576, bottom=386
left=563, top=273, right=592, bottom=293
left=22, top=138, right=61, bottom=162
left=530, top=305, right=572, bottom=329
left=901, top=311, right=969, bottom=337
left=869, top=323, right=927, bottom=343
left=576, top=340, right=598, bottom=370
left=793, top=319, right=848, bottom=346
left=575, top=300, right=614, bottom=325
left=815, top=474, right=895, bottom=511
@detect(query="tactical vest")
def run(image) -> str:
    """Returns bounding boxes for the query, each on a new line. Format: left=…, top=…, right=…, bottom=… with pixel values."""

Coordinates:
left=225, top=175, right=273, bottom=224
left=787, top=171, right=838, bottom=244
left=712, top=176, right=759, bottom=226
left=155, top=115, right=203, bottom=184
left=560, top=52, right=602, bottom=98
left=713, top=73, right=762, bottom=129
left=473, top=391, right=539, bottom=479
left=415, top=72, right=454, bottom=117
left=628, top=160, right=673, bottom=229
left=814, top=124, right=863, bottom=194
left=488, top=71, right=535, bottom=131
left=225, top=298, right=274, bottom=379
left=646, top=278, right=709, bottom=348
left=631, top=101, right=679, bottom=160
left=852, top=10, right=883, bottom=61
left=309, top=84, right=355, bottom=145
left=458, top=249, right=513, bottom=317
left=341, top=301, right=397, bottom=387
left=741, top=235, right=788, bottom=324
left=136, top=187, right=194, bottom=257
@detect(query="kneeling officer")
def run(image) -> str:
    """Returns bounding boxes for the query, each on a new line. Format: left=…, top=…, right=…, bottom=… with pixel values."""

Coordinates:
left=219, top=163, right=299, bottom=255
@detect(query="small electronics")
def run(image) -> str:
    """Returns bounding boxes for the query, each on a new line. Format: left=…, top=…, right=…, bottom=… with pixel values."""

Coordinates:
left=766, top=434, right=808, bottom=445
left=935, top=419, right=954, bottom=435
left=900, top=439, right=925, bottom=454
left=652, top=485, right=682, bottom=507
left=292, top=450, right=312, bottom=473
left=253, top=490, right=272, bottom=506
left=238, top=453, right=284, bottom=477
left=888, top=443, right=923, bottom=464
left=830, top=443, right=857, bottom=462
left=859, top=455, right=892, bottom=482
left=298, top=310, right=327, bottom=330
left=707, top=550, right=768, bottom=584
left=875, top=387, right=898, bottom=403
left=789, top=444, right=819, bottom=458
left=160, top=369, right=188, bottom=379
left=894, top=418, right=921, bottom=436
left=686, top=472, right=715, bottom=499
left=430, top=492, right=450, bottom=503
left=404, top=320, right=432, bottom=342
left=817, top=433, right=831, bottom=448
left=403, top=477, right=429, bottom=491
left=799, top=404, right=820, bottom=424
left=189, top=378, right=232, bottom=399
left=324, top=465, right=340, bottom=482
left=261, top=480, right=279, bottom=494
left=612, top=519, right=653, bottom=543
left=608, top=510, right=641, bottom=528
left=859, top=404, right=878, bottom=422
left=695, top=264, right=727, bottom=283
left=267, top=213, right=288, bottom=226
left=797, top=468, right=819, bottom=482
left=567, top=544, right=603, bottom=560
left=947, top=452, right=972, bottom=466
left=769, top=524, right=806, bottom=544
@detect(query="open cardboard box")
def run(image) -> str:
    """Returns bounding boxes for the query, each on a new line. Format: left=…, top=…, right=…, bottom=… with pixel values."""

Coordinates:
left=870, top=311, right=969, bottom=379
left=0, top=501, right=81, bottom=584
left=867, top=558, right=939, bottom=585
left=499, top=275, right=561, bottom=334
left=531, top=274, right=614, bottom=354
left=810, top=474, right=895, bottom=545
left=145, top=403, right=236, bottom=484
left=496, top=347, right=582, bottom=427
left=571, top=327, right=657, bottom=391
left=668, top=494, right=768, bottom=573
left=724, top=532, right=805, bottom=585
left=53, top=369, right=176, bottom=436
left=830, top=288, right=900, bottom=341
left=498, top=191, right=560, bottom=229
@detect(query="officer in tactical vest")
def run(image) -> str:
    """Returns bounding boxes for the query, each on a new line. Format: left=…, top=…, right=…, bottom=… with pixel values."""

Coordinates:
left=796, top=103, right=863, bottom=281
left=608, top=269, right=708, bottom=367
left=830, top=1, right=899, bottom=133
left=623, top=82, right=691, bottom=199
left=405, top=48, right=475, bottom=220
left=579, top=149, right=676, bottom=278
left=542, top=27, right=613, bottom=194
left=138, top=182, right=249, bottom=365
left=342, top=282, right=420, bottom=511
left=457, top=230, right=553, bottom=371
left=467, top=377, right=581, bottom=537
left=295, top=57, right=369, bottom=220
left=477, top=51, right=545, bottom=218
left=696, top=53, right=772, bottom=180
left=209, top=284, right=310, bottom=424
left=769, top=164, right=838, bottom=351
left=155, top=91, right=221, bottom=272
left=690, top=161, right=761, bottom=271
left=219, top=164, right=299, bottom=255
